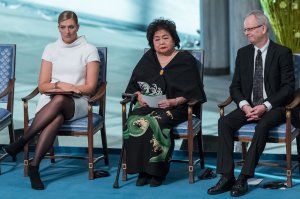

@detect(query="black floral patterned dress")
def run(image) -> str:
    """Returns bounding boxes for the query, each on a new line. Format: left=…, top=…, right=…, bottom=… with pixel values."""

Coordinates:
left=124, top=49, right=206, bottom=178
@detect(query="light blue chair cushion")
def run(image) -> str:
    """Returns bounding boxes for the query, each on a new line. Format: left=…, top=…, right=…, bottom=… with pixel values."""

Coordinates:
left=235, top=123, right=296, bottom=139
left=0, top=108, right=11, bottom=127
left=29, top=113, right=103, bottom=133
left=173, top=116, right=201, bottom=135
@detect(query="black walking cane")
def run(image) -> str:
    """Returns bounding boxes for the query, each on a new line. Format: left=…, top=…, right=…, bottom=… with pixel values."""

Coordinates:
left=113, top=144, right=124, bottom=188
left=113, top=93, right=137, bottom=188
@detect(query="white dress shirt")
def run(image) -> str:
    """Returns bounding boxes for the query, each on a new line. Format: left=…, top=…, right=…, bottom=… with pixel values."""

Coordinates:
left=239, top=39, right=272, bottom=111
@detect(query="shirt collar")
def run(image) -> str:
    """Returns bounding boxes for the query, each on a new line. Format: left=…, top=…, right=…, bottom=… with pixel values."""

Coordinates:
left=254, top=39, right=269, bottom=54
left=58, top=35, right=86, bottom=48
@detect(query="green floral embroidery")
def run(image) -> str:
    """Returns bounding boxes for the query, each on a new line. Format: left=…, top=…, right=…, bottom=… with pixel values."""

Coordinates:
left=123, top=112, right=171, bottom=162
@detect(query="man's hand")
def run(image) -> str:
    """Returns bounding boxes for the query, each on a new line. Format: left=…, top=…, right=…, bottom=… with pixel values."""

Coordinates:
left=245, top=104, right=267, bottom=121
left=242, top=104, right=253, bottom=116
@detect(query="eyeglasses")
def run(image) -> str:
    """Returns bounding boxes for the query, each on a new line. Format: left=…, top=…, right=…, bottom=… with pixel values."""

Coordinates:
left=244, top=25, right=263, bottom=33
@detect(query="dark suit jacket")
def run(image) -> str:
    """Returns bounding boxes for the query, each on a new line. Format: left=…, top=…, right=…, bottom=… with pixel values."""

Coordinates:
left=230, top=40, right=295, bottom=108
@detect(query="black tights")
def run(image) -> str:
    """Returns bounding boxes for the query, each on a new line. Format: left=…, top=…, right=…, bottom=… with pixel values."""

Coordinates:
left=24, top=95, right=75, bottom=166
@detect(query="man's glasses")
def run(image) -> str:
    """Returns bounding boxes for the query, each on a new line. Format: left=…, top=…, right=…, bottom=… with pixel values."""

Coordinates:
left=244, top=25, right=263, bottom=33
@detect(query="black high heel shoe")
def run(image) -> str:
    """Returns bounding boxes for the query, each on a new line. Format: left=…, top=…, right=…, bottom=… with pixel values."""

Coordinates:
left=29, top=165, right=45, bottom=190
left=2, top=137, right=26, bottom=158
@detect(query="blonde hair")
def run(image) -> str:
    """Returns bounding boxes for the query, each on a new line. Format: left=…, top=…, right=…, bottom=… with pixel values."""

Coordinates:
left=58, top=11, right=78, bottom=25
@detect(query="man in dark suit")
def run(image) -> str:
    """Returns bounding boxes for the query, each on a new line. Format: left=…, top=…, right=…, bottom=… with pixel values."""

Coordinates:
left=207, top=10, right=295, bottom=197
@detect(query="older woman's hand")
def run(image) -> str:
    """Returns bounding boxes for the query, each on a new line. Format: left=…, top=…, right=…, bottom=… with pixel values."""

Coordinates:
left=158, top=97, right=186, bottom=108
left=135, top=91, right=148, bottom=107
left=158, top=99, right=176, bottom=109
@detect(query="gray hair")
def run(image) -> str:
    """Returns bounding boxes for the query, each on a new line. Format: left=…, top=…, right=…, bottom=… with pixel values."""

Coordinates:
left=245, top=10, right=269, bottom=30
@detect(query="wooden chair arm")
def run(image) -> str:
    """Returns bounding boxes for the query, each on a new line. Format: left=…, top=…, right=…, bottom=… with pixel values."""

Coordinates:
left=218, top=96, right=233, bottom=108
left=120, top=97, right=131, bottom=105
left=120, top=93, right=137, bottom=105
left=286, top=89, right=300, bottom=110
left=23, top=87, right=39, bottom=132
left=0, top=79, right=14, bottom=99
left=284, top=90, right=299, bottom=142
left=21, top=87, right=40, bottom=102
left=187, top=99, right=200, bottom=107
left=120, top=93, right=137, bottom=133
left=88, top=83, right=106, bottom=104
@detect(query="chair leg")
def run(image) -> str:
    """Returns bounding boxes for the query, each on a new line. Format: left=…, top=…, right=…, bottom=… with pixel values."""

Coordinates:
left=8, top=123, right=16, bottom=162
left=101, top=126, right=109, bottom=166
left=286, top=139, right=292, bottom=188
left=122, top=149, right=127, bottom=181
left=296, top=133, right=300, bottom=173
left=88, top=162, right=94, bottom=180
left=197, top=131, right=205, bottom=169
left=188, top=133, right=194, bottom=183
left=0, top=153, right=2, bottom=175
left=23, top=143, right=29, bottom=177
left=8, top=123, right=15, bottom=144
left=88, top=134, right=94, bottom=180
left=49, top=146, right=55, bottom=163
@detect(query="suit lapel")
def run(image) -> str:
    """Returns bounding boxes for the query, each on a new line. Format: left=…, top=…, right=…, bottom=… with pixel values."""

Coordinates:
left=248, top=46, right=255, bottom=84
left=264, top=40, right=275, bottom=80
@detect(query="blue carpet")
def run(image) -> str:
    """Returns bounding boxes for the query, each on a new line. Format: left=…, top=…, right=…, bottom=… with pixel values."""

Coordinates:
left=0, top=151, right=300, bottom=199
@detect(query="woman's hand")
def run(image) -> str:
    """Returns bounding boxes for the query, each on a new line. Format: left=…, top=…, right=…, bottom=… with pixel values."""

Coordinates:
left=58, top=82, right=81, bottom=94
left=38, top=60, right=80, bottom=94
left=136, top=94, right=186, bottom=109
left=158, top=99, right=175, bottom=109
left=135, top=92, right=148, bottom=107
left=158, top=97, right=186, bottom=109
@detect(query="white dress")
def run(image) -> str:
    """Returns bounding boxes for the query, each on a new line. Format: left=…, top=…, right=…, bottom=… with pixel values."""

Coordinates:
left=35, top=36, right=100, bottom=121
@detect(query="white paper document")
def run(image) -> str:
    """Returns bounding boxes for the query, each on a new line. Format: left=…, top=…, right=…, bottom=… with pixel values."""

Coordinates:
left=247, top=178, right=263, bottom=186
left=142, top=94, right=166, bottom=108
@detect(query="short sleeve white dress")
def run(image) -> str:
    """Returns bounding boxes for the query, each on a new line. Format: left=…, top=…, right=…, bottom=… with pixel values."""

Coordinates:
left=35, top=36, right=100, bottom=121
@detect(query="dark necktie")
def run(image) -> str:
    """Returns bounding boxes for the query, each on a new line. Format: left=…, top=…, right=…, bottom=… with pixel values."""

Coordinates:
left=252, top=49, right=263, bottom=106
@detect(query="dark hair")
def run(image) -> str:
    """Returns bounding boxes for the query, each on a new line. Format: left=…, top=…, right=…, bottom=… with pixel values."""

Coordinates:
left=58, top=10, right=78, bottom=25
left=146, top=18, right=180, bottom=49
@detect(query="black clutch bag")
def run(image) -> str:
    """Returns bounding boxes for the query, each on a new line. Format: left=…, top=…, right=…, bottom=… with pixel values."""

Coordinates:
left=44, top=89, right=82, bottom=98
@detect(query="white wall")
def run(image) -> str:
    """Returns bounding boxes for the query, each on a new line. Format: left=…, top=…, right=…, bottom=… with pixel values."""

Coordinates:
left=20, top=0, right=200, bottom=35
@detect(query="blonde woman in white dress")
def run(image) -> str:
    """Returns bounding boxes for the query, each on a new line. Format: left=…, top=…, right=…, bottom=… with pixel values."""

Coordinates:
left=4, top=10, right=100, bottom=190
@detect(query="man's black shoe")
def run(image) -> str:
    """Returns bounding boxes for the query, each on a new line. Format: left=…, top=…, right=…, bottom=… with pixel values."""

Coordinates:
left=230, top=178, right=248, bottom=197
left=207, top=176, right=235, bottom=195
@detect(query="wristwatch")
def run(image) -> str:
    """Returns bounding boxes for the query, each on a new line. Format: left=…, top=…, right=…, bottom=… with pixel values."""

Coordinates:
left=54, top=81, right=60, bottom=89
left=263, top=103, right=268, bottom=111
